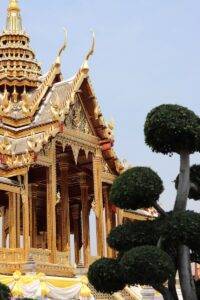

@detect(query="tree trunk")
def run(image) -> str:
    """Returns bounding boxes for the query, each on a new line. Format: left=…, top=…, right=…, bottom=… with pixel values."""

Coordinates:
left=153, top=285, right=174, bottom=300
left=173, top=152, right=197, bottom=300
left=174, top=152, right=190, bottom=211
left=168, top=274, right=179, bottom=300
left=178, top=245, right=197, bottom=300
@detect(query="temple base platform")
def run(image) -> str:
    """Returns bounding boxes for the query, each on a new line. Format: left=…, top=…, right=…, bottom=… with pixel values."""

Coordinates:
left=0, top=248, right=75, bottom=277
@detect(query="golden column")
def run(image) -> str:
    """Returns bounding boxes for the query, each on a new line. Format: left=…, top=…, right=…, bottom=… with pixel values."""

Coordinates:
left=0, top=207, right=6, bottom=248
left=80, top=173, right=90, bottom=267
left=59, top=154, right=70, bottom=252
left=103, top=185, right=115, bottom=258
left=29, top=184, right=37, bottom=248
left=71, top=204, right=81, bottom=265
left=47, top=141, right=57, bottom=263
left=16, top=194, right=21, bottom=248
left=93, top=149, right=104, bottom=257
left=23, top=173, right=30, bottom=257
left=9, top=193, right=17, bottom=248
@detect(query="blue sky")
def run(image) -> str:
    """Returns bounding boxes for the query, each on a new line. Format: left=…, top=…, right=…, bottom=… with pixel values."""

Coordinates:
left=1, top=0, right=200, bottom=211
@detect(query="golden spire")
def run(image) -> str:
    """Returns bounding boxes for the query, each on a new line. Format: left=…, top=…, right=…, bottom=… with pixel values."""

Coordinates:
left=6, top=0, right=23, bottom=33
left=0, top=0, right=42, bottom=89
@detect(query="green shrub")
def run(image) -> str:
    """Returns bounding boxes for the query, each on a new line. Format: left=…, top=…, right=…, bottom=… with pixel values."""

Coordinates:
left=88, top=258, right=125, bottom=294
left=0, top=283, right=11, bottom=300
left=107, top=220, right=160, bottom=252
left=144, top=104, right=200, bottom=154
left=120, top=245, right=175, bottom=286
left=162, top=211, right=200, bottom=251
left=110, top=167, right=164, bottom=210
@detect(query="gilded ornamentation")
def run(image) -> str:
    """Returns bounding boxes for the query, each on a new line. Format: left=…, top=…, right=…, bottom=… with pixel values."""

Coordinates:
left=27, top=132, right=43, bottom=152
left=50, top=91, right=69, bottom=122
left=102, top=160, right=112, bottom=175
left=0, top=0, right=124, bottom=280
left=0, top=133, right=12, bottom=154
left=65, top=99, right=92, bottom=134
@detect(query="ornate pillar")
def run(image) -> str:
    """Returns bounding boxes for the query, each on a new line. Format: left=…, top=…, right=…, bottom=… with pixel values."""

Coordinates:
left=103, top=185, right=115, bottom=258
left=93, top=149, right=104, bottom=257
left=16, top=194, right=21, bottom=248
left=0, top=207, right=6, bottom=248
left=80, top=173, right=90, bottom=267
left=9, top=193, right=17, bottom=248
left=29, top=184, right=37, bottom=248
left=59, top=154, right=70, bottom=252
left=47, top=141, right=57, bottom=263
left=71, top=204, right=81, bottom=265
left=23, top=173, right=30, bottom=256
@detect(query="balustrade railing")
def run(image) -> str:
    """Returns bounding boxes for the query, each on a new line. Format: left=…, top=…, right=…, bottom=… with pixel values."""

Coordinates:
left=57, top=251, right=69, bottom=265
left=0, top=248, right=24, bottom=262
left=30, top=248, right=51, bottom=263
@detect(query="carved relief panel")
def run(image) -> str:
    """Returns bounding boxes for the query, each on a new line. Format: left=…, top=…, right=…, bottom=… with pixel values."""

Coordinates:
left=65, top=99, right=93, bottom=135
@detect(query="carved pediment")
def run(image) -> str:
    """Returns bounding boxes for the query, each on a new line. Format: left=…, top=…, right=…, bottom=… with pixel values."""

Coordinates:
left=102, top=159, right=113, bottom=175
left=65, top=99, right=93, bottom=135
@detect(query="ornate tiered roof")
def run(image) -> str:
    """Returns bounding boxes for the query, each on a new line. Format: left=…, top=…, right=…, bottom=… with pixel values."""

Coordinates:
left=0, top=0, right=41, bottom=88
left=0, top=0, right=123, bottom=176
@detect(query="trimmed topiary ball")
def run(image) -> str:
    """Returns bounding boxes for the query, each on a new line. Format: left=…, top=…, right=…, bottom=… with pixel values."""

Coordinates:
left=107, top=220, right=160, bottom=252
left=162, top=211, right=200, bottom=251
left=144, top=104, right=200, bottom=155
left=120, top=245, right=175, bottom=287
left=175, top=165, right=200, bottom=200
left=88, top=258, right=125, bottom=294
left=0, top=283, right=11, bottom=300
left=110, top=167, right=164, bottom=210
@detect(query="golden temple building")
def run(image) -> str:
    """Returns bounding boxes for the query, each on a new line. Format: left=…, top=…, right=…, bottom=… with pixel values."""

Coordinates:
left=0, top=0, right=124, bottom=278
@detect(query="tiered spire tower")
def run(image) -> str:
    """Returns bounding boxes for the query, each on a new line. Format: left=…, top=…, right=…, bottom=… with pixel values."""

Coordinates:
left=0, top=0, right=41, bottom=92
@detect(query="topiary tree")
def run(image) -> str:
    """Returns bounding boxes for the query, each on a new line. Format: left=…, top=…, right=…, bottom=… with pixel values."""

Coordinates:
left=107, top=219, right=160, bottom=252
left=88, top=104, right=200, bottom=300
left=88, top=258, right=125, bottom=294
left=0, top=283, right=11, bottom=300
left=144, top=104, right=200, bottom=300
left=110, top=167, right=164, bottom=213
left=161, top=211, right=200, bottom=251
left=120, top=245, right=175, bottom=295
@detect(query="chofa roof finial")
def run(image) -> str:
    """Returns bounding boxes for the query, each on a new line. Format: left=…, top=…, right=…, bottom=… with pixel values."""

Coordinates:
left=81, top=31, right=96, bottom=74
left=55, top=28, right=68, bottom=65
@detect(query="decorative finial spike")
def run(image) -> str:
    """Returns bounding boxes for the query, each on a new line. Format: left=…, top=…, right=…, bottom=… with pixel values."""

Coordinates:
left=81, top=31, right=96, bottom=74
left=8, top=0, right=20, bottom=12
left=58, top=28, right=68, bottom=57
left=6, top=0, right=22, bottom=33
left=85, top=30, right=96, bottom=61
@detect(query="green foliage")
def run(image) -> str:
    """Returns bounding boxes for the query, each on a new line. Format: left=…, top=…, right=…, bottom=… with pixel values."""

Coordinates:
left=162, top=211, right=200, bottom=251
left=120, top=246, right=175, bottom=287
left=110, top=167, right=164, bottom=210
left=0, top=282, right=11, bottom=300
left=144, top=104, right=200, bottom=155
left=175, top=164, right=200, bottom=200
left=88, top=258, right=125, bottom=294
left=107, top=220, right=160, bottom=252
